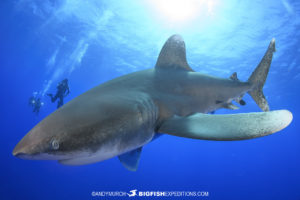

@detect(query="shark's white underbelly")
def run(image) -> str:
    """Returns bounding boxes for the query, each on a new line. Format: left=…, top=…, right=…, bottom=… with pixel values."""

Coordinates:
left=59, top=130, right=155, bottom=165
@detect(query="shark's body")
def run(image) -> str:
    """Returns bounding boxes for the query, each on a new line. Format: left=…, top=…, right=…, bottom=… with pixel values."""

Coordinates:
left=13, top=35, right=293, bottom=171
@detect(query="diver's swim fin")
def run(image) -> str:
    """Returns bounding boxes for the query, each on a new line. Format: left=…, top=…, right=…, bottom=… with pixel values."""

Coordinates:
left=248, top=39, right=276, bottom=111
left=158, top=110, right=292, bottom=141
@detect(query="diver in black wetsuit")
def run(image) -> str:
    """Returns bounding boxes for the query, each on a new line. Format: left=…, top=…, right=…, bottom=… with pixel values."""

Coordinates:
left=29, top=96, right=43, bottom=115
left=47, top=79, right=70, bottom=108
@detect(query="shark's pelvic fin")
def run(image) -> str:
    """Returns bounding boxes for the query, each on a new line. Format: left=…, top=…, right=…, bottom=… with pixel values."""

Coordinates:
left=248, top=38, right=276, bottom=111
left=118, top=147, right=143, bottom=171
left=223, top=103, right=239, bottom=110
left=158, top=110, right=292, bottom=141
left=155, top=35, right=194, bottom=72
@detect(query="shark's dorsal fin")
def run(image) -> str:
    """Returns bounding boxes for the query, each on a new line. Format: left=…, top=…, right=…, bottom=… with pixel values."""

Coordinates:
left=118, top=147, right=143, bottom=171
left=155, top=35, right=194, bottom=72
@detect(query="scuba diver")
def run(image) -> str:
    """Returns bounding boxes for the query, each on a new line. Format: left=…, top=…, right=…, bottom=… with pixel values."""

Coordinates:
left=29, top=96, right=44, bottom=115
left=47, top=78, right=70, bottom=108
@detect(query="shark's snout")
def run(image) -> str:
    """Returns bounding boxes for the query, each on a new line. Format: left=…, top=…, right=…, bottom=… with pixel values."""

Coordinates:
left=13, top=122, right=85, bottom=161
left=13, top=135, right=62, bottom=160
left=12, top=152, right=32, bottom=160
left=12, top=134, right=36, bottom=159
left=12, top=125, right=50, bottom=159
left=12, top=146, right=24, bottom=157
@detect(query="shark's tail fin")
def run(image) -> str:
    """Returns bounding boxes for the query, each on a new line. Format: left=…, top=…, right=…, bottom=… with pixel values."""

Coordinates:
left=248, top=39, right=276, bottom=112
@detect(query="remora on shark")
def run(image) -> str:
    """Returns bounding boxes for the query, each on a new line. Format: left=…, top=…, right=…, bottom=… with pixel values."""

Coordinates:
left=13, top=35, right=293, bottom=171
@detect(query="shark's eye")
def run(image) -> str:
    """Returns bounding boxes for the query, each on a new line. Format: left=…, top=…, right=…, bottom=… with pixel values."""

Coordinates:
left=51, top=139, right=59, bottom=150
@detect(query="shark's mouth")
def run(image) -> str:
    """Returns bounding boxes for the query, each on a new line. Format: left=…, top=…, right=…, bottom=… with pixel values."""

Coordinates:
left=15, top=152, right=74, bottom=161
left=58, top=148, right=120, bottom=166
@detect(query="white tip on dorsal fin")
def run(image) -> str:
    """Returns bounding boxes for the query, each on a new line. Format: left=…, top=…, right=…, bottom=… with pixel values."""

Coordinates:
left=155, top=35, right=194, bottom=72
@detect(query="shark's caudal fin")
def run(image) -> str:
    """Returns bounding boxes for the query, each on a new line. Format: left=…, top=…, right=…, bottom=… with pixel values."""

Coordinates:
left=248, top=39, right=276, bottom=111
left=158, top=110, right=292, bottom=141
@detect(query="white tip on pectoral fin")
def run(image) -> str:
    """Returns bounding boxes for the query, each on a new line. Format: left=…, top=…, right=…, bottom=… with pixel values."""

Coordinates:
left=158, top=110, right=293, bottom=141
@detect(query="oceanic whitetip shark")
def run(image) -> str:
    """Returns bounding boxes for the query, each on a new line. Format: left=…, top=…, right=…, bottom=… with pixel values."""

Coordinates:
left=13, top=35, right=293, bottom=171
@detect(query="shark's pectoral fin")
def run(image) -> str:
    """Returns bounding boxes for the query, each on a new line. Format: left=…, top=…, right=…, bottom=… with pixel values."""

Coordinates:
left=158, top=110, right=292, bottom=141
left=118, top=147, right=143, bottom=171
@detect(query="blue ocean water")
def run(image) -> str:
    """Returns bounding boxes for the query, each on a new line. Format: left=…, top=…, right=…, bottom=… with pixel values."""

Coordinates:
left=1, top=0, right=300, bottom=199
